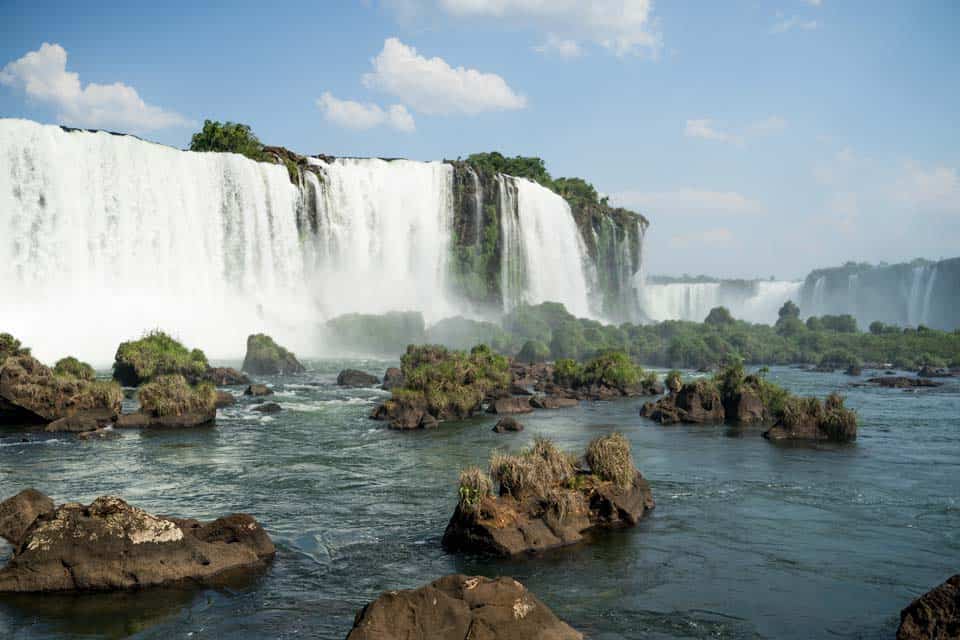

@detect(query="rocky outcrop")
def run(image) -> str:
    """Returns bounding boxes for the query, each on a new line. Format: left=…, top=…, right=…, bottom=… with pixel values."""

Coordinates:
left=112, top=331, right=209, bottom=387
left=244, top=384, right=273, bottom=397
left=0, top=489, right=54, bottom=548
left=380, top=367, right=403, bottom=390
left=347, top=574, right=582, bottom=640
left=0, top=355, right=122, bottom=427
left=868, top=376, right=943, bottom=388
left=214, top=390, right=235, bottom=408
left=530, top=395, right=579, bottom=410
left=337, top=369, right=379, bottom=387
left=721, top=385, right=765, bottom=424
left=896, top=575, right=960, bottom=640
left=241, top=334, right=305, bottom=376
left=252, top=402, right=281, bottom=414
left=0, top=492, right=274, bottom=592
left=641, top=379, right=725, bottom=425
left=202, top=367, right=250, bottom=386
left=116, top=375, right=217, bottom=429
left=44, top=416, right=101, bottom=433
left=487, top=397, right=533, bottom=415
left=493, top=417, right=523, bottom=433
left=443, top=434, right=653, bottom=556
left=763, top=393, right=857, bottom=443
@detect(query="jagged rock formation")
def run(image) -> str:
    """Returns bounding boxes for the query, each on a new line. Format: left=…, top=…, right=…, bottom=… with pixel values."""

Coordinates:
left=347, top=574, right=582, bottom=640
left=242, top=334, right=305, bottom=376
left=896, top=574, right=960, bottom=640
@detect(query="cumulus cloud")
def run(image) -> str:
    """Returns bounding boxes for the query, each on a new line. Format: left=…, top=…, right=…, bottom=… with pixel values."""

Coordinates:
left=362, top=37, right=527, bottom=115
left=316, top=92, right=415, bottom=132
left=684, top=119, right=743, bottom=145
left=533, top=34, right=583, bottom=58
left=771, top=16, right=819, bottom=34
left=0, top=43, right=191, bottom=132
left=611, top=188, right=765, bottom=215
left=668, top=228, right=735, bottom=249
left=893, top=162, right=959, bottom=212
left=382, top=0, right=660, bottom=57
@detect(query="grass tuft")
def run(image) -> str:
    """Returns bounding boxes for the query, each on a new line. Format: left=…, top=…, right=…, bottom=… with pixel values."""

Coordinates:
left=585, top=432, right=635, bottom=488
left=138, top=374, right=216, bottom=417
left=457, top=467, right=492, bottom=514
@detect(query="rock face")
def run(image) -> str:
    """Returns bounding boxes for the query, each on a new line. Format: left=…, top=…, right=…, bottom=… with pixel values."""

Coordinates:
left=868, top=376, right=943, bottom=388
left=722, top=387, right=765, bottom=424
left=641, top=380, right=725, bottom=425
left=380, top=367, right=403, bottom=391
left=241, top=334, right=305, bottom=376
left=214, top=390, right=235, bottom=408
left=493, top=417, right=523, bottom=433
left=337, top=369, right=379, bottom=387
left=0, top=355, right=121, bottom=427
left=245, top=384, right=273, bottom=397
left=487, top=397, right=533, bottom=415
left=203, top=367, right=250, bottom=386
left=347, top=574, right=582, bottom=640
left=0, top=489, right=54, bottom=547
left=897, top=575, right=960, bottom=640
left=0, top=492, right=274, bottom=592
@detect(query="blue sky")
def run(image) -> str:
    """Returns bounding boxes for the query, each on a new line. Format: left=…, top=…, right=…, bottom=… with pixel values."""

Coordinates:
left=2, top=0, right=958, bottom=279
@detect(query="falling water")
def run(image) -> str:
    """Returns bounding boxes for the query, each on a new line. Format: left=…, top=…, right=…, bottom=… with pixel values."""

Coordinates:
left=640, top=281, right=802, bottom=324
left=470, top=166, right=483, bottom=247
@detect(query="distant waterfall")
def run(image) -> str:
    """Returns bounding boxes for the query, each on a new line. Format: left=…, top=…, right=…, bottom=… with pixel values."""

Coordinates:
left=640, top=280, right=802, bottom=324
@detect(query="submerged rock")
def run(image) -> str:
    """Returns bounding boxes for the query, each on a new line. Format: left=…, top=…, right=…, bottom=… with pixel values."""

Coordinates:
left=896, top=574, right=960, bottom=640
left=347, top=574, right=582, bottom=640
left=0, top=492, right=274, bottom=592
left=43, top=416, right=100, bottom=433
left=241, top=334, right=304, bottom=376
left=244, top=384, right=273, bottom=397
left=214, top=390, right=235, bottom=408
left=0, top=489, right=54, bottom=548
left=336, top=369, right=379, bottom=387
left=493, top=417, right=523, bottom=433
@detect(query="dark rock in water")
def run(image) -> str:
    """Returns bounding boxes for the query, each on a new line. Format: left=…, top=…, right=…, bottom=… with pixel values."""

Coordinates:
left=509, top=383, right=533, bottom=396
left=203, top=367, right=250, bottom=386
left=896, top=574, right=960, bottom=640
left=722, top=387, right=765, bottom=424
left=493, top=417, right=523, bottom=433
left=117, top=375, right=217, bottom=429
left=76, top=428, right=120, bottom=441
left=814, top=365, right=835, bottom=373
left=346, top=574, right=582, bottom=640
left=44, top=416, right=100, bottom=433
left=845, top=364, right=863, bottom=376
left=0, top=493, right=274, bottom=592
left=763, top=393, right=857, bottom=443
left=336, top=369, right=379, bottom=387
left=116, top=412, right=214, bottom=429
left=380, top=367, right=403, bottom=391
left=487, top=397, right=533, bottom=415
left=917, top=366, right=953, bottom=378
left=244, top=384, right=273, bottom=397
left=241, top=334, right=304, bottom=376
left=420, top=413, right=439, bottom=429
left=641, top=380, right=724, bottom=425
left=214, top=390, right=235, bottom=408
left=867, top=376, right=943, bottom=388
left=530, top=395, right=579, bottom=410
left=252, top=402, right=281, bottom=414
left=0, top=355, right=121, bottom=426
left=0, top=489, right=54, bottom=548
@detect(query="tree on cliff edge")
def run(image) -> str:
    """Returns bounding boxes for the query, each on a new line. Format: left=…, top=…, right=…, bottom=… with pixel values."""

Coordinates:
left=189, top=120, right=266, bottom=161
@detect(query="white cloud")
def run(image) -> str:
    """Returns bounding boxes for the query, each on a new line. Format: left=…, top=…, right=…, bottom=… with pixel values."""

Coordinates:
left=533, top=34, right=583, bottom=58
left=362, top=37, right=527, bottom=115
left=893, top=162, right=959, bottom=212
left=684, top=119, right=743, bottom=145
left=316, top=92, right=415, bottom=132
left=771, top=16, right=819, bottom=34
left=0, top=42, right=191, bottom=132
left=383, top=0, right=660, bottom=57
left=611, top=188, right=765, bottom=215
left=748, top=115, right=788, bottom=135
left=668, top=228, right=734, bottom=249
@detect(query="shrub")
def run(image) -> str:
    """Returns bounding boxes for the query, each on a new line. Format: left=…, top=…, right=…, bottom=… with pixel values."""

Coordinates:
left=138, top=374, right=216, bottom=417
left=821, top=393, right=857, bottom=439
left=53, top=356, right=95, bottom=381
left=585, top=432, right=635, bottom=488
left=457, top=467, right=492, bottom=514
left=579, top=350, right=641, bottom=389
left=113, top=331, right=208, bottom=386
left=517, top=339, right=550, bottom=363
left=0, top=333, right=29, bottom=363
left=189, top=120, right=266, bottom=162
left=665, top=370, right=682, bottom=392
left=705, top=306, right=735, bottom=326
left=553, top=358, right=582, bottom=386
left=396, top=344, right=509, bottom=419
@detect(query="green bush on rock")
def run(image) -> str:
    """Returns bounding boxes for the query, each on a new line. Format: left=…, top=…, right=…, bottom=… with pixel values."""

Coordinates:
left=585, top=433, right=635, bottom=488
left=0, top=333, right=30, bottom=362
left=138, top=375, right=216, bottom=418
left=189, top=120, right=267, bottom=162
left=53, top=357, right=95, bottom=381
left=113, top=331, right=208, bottom=387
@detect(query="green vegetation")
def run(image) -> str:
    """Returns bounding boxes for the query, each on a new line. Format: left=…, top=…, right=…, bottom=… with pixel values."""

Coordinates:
left=0, top=333, right=30, bottom=363
left=113, top=331, right=208, bottom=386
left=585, top=433, right=635, bottom=488
left=517, top=339, right=550, bottom=363
left=138, top=374, right=216, bottom=417
left=490, top=436, right=576, bottom=499
left=53, top=356, right=95, bottom=381
left=324, top=311, right=427, bottom=355
left=189, top=120, right=267, bottom=162
left=551, top=350, right=654, bottom=390
left=665, top=369, right=682, bottom=392
left=457, top=466, right=492, bottom=514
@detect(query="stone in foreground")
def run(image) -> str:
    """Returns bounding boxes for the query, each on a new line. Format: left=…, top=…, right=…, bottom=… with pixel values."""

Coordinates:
left=347, top=574, right=582, bottom=640
left=0, top=492, right=274, bottom=592
left=897, top=574, right=960, bottom=640
left=0, top=489, right=54, bottom=547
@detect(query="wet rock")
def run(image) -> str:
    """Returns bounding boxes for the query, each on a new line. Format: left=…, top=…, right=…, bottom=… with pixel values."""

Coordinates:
left=77, top=428, right=120, bottom=441
left=896, top=574, right=960, bottom=640
left=917, top=366, right=953, bottom=378
left=420, top=414, right=439, bottom=429
left=0, top=489, right=54, bottom=547
left=530, top=395, right=579, bottom=410
left=0, top=493, right=274, bottom=592
left=641, top=380, right=725, bottom=425
left=115, top=412, right=214, bottom=429
left=214, top=390, right=235, bottom=408
left=337, top=369, right=379, bottom=387
left=867, top=376, right=943, bottom=388
left=487, top=397, right=533, bottom=415
left=371, top=398, right=426, bottom=430
left=493, top=417, right=523, bottom=433
left=244, top=384, right=273, bottom=397
left=203, top=367, right=250, bottom=386
left=346, top=574, right=582, bottom=640
left=722, top=387, right=765, bottom=424
left=116, top=375, right=216, bottom=429
left=241, top=334, right=304, bottom=376
left=509, top=383, right=533, bottom=396
left=845, top=364, right=863, bottom=376
left=43, top=416, right=101, bottom=433
left=380, top=367, right=403, bottom=391
left=252, top=402, right=281, bottom=414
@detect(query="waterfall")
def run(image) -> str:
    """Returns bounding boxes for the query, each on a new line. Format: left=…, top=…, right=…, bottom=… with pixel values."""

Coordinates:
left=498, top=175, right=524, bottom=312
left=507, top=177, right=592, bottom=318
left=469, top=166, right=483, bottom=246
left=906, top=263, right=938, bottom=326
left=640, top=280, right=802, bottom=324
left=810, top=276, right=827, bottom=315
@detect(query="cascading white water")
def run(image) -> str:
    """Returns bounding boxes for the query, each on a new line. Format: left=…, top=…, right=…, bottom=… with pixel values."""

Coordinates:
left=506, top=177, right=592, bottom=318
left=906, top=264, right=938, bottom=326
left=0, top=119, right=311, bottom=364
left=305, top=156, right=458, bottom=321
left=640, top=280, right=802, bottom=324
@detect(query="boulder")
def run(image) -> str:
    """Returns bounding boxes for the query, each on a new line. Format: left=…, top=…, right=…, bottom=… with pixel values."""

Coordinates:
left=722, top=387, right=765, bottom=424
left=244, top=384, right=273, bottom=397
left=44, top=416, right=101, bottom=433
left=252, top=402, right=282, bottom=414
left=0, top=355, right=121, bottom=426
left=380, top=367, right=403, bottom=391
left=214, top=390, right=235, bottom=408
left=116, top=374, right=216, bottom=429
left=0, top=489, right=54, bottom=547
left=0, top=493, right=274, bottom=592
left=241, top=334, right=305, bottom=376
left=115, top=412, right=214, bottom=429
left=487, top=397, right=533, bottom=415
left=897, top=574, right=960, bottom=640
left=509, top=383, right=533, bottom=396
left=337, top=369, right=379, bottom=387
left=112, top=331, right=208, bottom=387
left=203, top=367, right=250, bottom=386
left=493, top=417, right=523, bottom=433
left=917, top=366, right=953, bottom=378
left=530, top=395, right=579, bottom=410
left=867, top=376, right=943, bottom=388
left=763, top=394, right=857, bottom=443
left=346, top=574, right=582, bottom=640
left=640, top=380, right=724, bottom=425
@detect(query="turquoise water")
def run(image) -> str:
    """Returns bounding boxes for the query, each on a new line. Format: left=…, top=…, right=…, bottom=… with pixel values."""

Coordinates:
left=1, top=364, right=957, bottom=639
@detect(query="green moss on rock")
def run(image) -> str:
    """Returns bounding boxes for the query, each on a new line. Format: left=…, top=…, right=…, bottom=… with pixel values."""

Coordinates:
left=53, top=356, right=95, bottom=381
left=138, top=374, right=216, bottom=418
left=113, top=331, right=208, bottom=387
left=242, top=334, right=305, bottom=376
